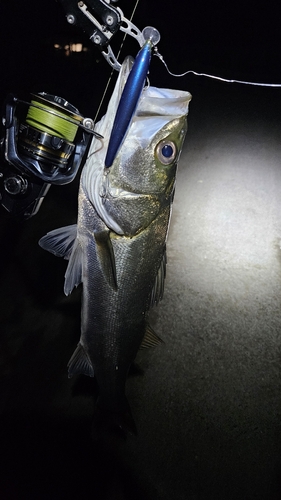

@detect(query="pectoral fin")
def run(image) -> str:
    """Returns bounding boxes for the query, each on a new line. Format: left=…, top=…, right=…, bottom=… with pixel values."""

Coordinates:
left=67, top=343, right=94, bottom=378
left=150, top=247, right=167, bottom=306
left=140, top=324, right=164, bottom=349
left=94, top=230, right=117, bottom=290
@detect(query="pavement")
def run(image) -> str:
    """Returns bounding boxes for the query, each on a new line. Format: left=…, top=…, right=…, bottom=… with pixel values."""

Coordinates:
left=1, top=79, right=281, bottom=499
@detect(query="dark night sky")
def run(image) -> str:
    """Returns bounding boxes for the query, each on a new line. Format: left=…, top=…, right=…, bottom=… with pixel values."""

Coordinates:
left=0, top=0, right=281, bottom=116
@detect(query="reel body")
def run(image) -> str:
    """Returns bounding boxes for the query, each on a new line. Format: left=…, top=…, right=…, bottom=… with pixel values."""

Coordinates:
left=0, top=93, right=100, bottom=219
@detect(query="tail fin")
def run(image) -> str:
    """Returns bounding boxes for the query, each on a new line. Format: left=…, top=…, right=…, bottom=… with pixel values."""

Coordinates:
left=91, top=399, right=137, bottom=440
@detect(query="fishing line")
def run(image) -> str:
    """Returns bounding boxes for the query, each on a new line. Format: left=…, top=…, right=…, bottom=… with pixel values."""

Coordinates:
left=27, top=99, right=80, bottom=142
left=155, top=51, right=281, bottom=88
left=116, top=0, right=140, bottom=60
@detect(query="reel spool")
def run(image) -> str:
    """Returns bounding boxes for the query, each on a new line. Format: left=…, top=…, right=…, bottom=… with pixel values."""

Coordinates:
left=18, top=93, right=85, bottom=169
left=0, top=92, right=102, bottom=219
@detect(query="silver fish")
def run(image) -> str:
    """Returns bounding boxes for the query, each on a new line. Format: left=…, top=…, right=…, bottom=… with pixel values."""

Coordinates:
left=39, top=58, right=191, bottom=434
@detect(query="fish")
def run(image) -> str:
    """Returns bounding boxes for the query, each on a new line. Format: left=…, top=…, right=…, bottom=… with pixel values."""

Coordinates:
left=39, top=56, right=192, bottom=435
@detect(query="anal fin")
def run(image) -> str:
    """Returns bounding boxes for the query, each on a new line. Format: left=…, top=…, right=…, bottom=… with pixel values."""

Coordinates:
left=140, top=324, right=164, bottom=349
left=67, top=343, right=94, bottom=378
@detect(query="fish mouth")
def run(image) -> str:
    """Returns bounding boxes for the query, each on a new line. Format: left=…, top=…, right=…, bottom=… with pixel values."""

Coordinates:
left=101, top=186, right=151, bottom=200
left=100, top=172, right=154, bottom=201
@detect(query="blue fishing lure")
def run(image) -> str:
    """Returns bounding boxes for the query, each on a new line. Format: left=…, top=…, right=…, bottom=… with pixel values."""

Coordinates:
left=105, top=39, right=152, bottom=168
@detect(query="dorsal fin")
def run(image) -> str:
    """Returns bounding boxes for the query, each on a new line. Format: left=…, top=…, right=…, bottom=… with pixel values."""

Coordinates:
left=67, top=343, right=94, bottom=378
left=39, top=224, right=77, bottom=259
left=140, top=324, right=164, bottom=349
left=94, top=230, right=117, bottom=290
left=64, top=239, right=83, bottom=296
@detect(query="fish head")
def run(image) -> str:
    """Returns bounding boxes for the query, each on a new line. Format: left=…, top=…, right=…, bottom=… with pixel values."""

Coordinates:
left=83, top=59, right=192, bottom=236
left=109, top=110, right=188, bottom=199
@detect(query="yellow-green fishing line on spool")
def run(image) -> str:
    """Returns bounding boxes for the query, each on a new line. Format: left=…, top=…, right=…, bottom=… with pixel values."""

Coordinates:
left=26, top=100, right=80, bottom=142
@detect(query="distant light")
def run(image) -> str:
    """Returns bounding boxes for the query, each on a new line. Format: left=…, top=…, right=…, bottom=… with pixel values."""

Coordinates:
left=72, top=43, right=83, bottom=52
left=53, top=42, right=88, bottom=56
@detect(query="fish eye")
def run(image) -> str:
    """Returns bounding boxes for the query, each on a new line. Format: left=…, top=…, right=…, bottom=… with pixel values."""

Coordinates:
left=156, top=140, right=177, bottom=165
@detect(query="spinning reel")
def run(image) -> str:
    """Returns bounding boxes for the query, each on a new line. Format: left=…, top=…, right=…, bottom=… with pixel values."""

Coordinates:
left=0, top=1, right=160, bottom=219
left=0, top=92, right=102, bottom=219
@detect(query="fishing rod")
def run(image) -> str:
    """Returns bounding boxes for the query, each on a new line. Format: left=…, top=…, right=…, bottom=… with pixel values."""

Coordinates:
left=0, top=0, right=160, bottom=219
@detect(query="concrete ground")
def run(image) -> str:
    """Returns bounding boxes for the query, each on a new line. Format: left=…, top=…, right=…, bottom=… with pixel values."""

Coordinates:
left=1, top=79, right=281, bottom=499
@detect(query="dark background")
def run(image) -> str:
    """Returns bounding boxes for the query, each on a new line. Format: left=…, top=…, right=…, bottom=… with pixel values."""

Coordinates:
left=1, top=0, right=281, bottom=107
left=1, top=1, right=281, bottom=499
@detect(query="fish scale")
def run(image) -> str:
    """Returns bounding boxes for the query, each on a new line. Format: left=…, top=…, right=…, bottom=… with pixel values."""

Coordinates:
left=78, top=188, right=170, bottom=414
